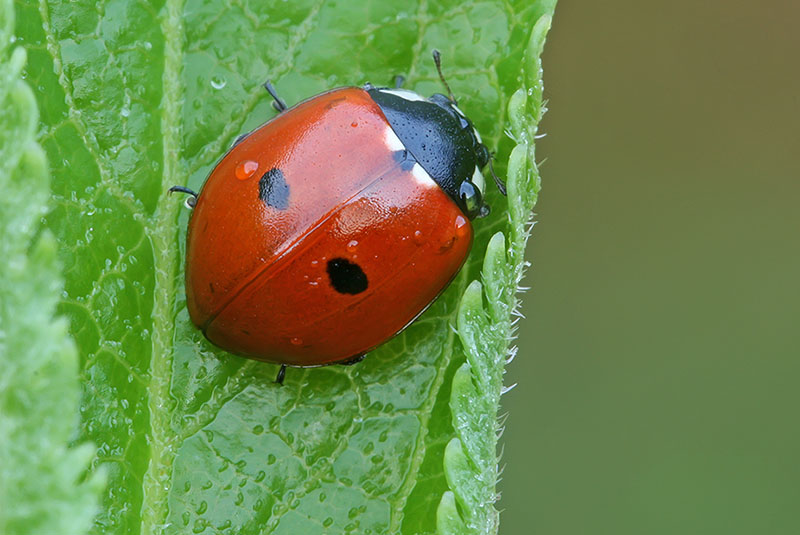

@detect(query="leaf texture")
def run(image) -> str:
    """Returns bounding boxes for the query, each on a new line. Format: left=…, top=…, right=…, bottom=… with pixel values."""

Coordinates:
left=14, top=0, right=555, bottom=533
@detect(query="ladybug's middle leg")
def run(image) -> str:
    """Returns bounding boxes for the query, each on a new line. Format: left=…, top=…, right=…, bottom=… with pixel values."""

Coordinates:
left=263, top=80, right=288, bottom=113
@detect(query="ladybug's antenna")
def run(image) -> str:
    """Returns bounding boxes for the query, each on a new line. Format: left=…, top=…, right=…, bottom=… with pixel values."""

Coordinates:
left=432, top=50, right=457, bottom=105
left=263, top=80, right=288, bottom=113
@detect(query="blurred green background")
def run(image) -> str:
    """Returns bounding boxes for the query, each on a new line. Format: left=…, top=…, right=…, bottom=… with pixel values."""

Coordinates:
left=503, top=1, right=799, bottom=534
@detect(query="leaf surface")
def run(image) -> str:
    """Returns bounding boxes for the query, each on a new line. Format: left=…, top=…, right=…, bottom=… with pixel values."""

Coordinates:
left=0, top=1, right=103, bottom=532
left=15, top=0, right=555, bottom=533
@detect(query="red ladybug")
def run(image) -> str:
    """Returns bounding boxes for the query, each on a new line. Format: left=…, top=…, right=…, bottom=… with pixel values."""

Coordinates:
left=171, top=52, right=502, bottom=383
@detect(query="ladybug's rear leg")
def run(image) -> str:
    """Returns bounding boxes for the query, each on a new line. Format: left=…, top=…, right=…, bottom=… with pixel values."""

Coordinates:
left=393, top=75, right=405, bottom=88
left=338, top=354, right=366, bottom=366
left=263, top=80, right=288, bottom=113
left=274, top=364, right=287, bottom=385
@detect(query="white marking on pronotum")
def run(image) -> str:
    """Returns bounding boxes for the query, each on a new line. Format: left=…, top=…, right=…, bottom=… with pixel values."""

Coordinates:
left=451, top=103, right=467, bottom=118
left=451, top=103, right=483, bottom=144
left=383, top=126, right=405, bottom=152
left=472, top=167, right=486, bottom=195
left=412, top=163, right=437, bottom=188
left=379, top=88, right=427, bottom=102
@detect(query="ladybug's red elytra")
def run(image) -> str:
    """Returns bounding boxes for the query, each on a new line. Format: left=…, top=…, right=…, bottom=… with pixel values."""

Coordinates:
left=171, top=51, right=504, bottom=384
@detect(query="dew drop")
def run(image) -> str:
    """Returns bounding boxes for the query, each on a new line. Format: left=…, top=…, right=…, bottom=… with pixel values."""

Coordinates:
left=210, top=76, right=227, bottom=90
left=267, top=454, right=277, bottom=465
left=235, top=160, right=259, bottom=180
left=252, top=424, right=264, bottom=434
left=323, top=517, right=334, bottom=527
left=346, top=239, right=359, bottom=252
left=351, top=121, right=358, bottom=128
left=196, top=501, right=208, bottom=514
left=439, top=235, right=456, bottom=252
left=290, top=337, right=303, bottom=346
left=412, top=230, right=424, bottom=245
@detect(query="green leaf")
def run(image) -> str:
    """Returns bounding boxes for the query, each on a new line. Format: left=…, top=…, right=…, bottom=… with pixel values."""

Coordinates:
left=0, top=1, right=104, bottom=533
left=15, top=0, right=555, bottom=533
left=438, top=15, right=553, bottom=533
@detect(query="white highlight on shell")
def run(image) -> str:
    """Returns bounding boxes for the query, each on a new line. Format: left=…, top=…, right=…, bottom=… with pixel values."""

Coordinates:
left=412, top=163, right=437, bottom=188
left=379, top=88, right=427, bottom=102
left=383, top=126, right=405, bottom=152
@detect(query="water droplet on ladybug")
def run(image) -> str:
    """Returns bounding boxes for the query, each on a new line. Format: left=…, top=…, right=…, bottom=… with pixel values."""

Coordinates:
left=439, top=235, right=455, bottom=253
left=346, top=240, right=359, bottom=252
left=455, top=215, right=468, bottom=238
left=290, top=337, right=303, bottom=346
left=412, top=230, right=425, bottom=245
left=235, top=160, right=259, bottom=180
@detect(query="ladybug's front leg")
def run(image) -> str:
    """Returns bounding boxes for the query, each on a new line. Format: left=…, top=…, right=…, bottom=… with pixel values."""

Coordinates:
left=168, top=185, right=198, bottom=208
left=263, top=80, right=288, bottom=113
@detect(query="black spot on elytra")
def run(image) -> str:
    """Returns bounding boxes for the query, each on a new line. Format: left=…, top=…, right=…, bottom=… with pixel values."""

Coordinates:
left=327, top=258, right=368, bottom=295
left=258, top=168, right=290, bottom=210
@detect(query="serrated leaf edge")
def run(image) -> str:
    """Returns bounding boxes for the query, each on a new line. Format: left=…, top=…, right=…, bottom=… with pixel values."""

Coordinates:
left=0, top=0, right=105, bottom=531
left=435, top=13, right=553, bottom=535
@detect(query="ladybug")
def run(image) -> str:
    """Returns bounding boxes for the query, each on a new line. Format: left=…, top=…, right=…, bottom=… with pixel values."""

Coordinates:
left=171, top=51, right=504, bottom=384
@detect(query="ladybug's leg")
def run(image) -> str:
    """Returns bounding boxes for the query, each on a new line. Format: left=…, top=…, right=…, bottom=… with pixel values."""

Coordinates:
left=274, top=364, right=287, bottom=385
left=168, top=185, right=198, bottom=208
left=263, top=80, right=288, bottom=113
left=394, top=75, right=405, bottom=88
left=231, top=132, right=249, bottom=147
left=339, top=354, right=366, bottom=366
left=488, top=156, right=508, bottom=196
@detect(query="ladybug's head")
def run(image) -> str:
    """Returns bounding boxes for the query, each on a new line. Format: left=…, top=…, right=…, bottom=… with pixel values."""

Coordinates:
left=365, top=53, right=495, bottom=220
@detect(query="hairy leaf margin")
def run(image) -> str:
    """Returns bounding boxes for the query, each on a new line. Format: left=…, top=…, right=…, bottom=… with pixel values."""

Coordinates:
left=0, top=0, right=105, bottom=533
left=436, top=13, right=553, bottom=535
